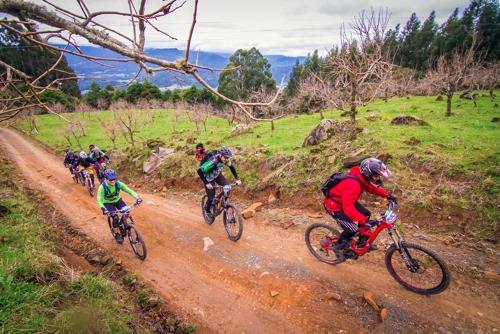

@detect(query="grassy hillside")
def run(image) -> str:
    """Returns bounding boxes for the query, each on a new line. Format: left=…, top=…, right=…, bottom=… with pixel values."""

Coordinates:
left=14, top=92, right=500, bottom=240
left=18, top=93, right=499, bottom=164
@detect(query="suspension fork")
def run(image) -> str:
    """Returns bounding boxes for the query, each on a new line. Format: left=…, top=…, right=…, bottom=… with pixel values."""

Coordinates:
left=389, top=228, right=418, bottom=271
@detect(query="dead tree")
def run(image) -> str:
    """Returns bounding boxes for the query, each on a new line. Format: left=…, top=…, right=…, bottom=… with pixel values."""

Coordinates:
left=111, top=101, right=151, bottom=147
left=189, top=103, right=211, bottom=133
left=289, top=73, right=341, bottom=118
left=0, top=0, right=284, bottom=123
left=249, top=88, right=286, bottom=129
left=97, top=114, right=121, bottom=149
left=424, top=40, right=479, bottom=117
left=325, top=8, right=393, bottom=123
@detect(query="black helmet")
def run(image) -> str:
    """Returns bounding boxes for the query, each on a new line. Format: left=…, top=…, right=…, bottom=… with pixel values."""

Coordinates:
left=360, top=158, right=392, bottom=185
left=218, top=147, right=232, bottom=159
left=196, top=143, right=204, bottom=149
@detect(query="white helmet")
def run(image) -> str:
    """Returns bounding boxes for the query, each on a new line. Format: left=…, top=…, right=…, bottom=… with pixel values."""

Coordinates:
left=79, top=151, right=87, bottom=159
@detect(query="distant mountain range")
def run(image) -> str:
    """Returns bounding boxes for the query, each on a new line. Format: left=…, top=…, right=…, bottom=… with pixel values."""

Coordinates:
left=62, top=45, right=306, bottom=91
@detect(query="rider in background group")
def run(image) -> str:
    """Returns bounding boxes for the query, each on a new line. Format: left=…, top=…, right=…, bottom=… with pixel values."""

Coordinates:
left=88, top=144, right=110, bottom=181
left=63, top=149, right=78, bottom=175
left=195, top=143, right=206, bottom=162
left=73, top=151, right=96, bottom=184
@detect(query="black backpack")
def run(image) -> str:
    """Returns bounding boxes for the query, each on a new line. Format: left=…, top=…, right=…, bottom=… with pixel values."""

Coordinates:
left=321, top=173, right=361, bottom=197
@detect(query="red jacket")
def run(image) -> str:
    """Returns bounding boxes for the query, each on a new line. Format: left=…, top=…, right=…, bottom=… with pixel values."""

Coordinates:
left=323, top=166, right=389, bottom=224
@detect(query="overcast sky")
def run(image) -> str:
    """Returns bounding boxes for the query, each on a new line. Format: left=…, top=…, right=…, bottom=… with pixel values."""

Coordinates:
left=34, top=0, right=471, bottom=56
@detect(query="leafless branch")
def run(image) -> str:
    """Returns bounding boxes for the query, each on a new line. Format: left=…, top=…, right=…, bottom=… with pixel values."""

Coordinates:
left=0, top=0, right=283, bottom=122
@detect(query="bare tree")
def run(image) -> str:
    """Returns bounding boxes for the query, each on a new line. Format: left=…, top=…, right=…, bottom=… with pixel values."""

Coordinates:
left=64, top=118, right=85, bottom=150
left=249, top=89, right=286, bottom=129
left=21, top=106, right=41, bottom=134
left=324, top=8, right=393, bottom=123
left=468, top=63, right=500, bottom=99
left=424, top=39, right=479, bottom=117
left=111, top=101, right=151, bottom=147
left=97, top=114, right=121, bottom=149
left=187, top=102, right=211, bottom=133
left=288, top=73, right=340, bottom=118
left=0, top=0, right=284, bottom=123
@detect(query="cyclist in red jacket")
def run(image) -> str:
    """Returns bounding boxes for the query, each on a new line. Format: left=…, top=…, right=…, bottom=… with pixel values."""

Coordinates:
left=323, top=158, right=397, bottom=252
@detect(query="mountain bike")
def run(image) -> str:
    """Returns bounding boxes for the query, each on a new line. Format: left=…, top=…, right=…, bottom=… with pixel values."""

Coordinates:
left=106, top=203, right=147, bottom=260
left=305, top=202, right=450, bottom=295
left=94, top=160, right=108, bottom=183
left=77, top=165, right=87, bottom=186
left=69, top=165, right=79, bottom=184
left=79, top=166, right=96, bottom=197
left=201, top=182, right=243, bottom=241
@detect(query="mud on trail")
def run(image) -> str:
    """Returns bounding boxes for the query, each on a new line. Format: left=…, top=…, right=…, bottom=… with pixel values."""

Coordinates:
left=1, top=128, right=498, bottom=334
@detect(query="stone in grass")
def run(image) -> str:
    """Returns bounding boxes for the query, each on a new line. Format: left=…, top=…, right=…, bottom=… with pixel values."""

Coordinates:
left=0, top=204, right=10, bottom=216
left=391, top=115, right=428, bottom=126
left=492, top=117, right=500, bottom=123
left=405, top=137, right=421, bottom=146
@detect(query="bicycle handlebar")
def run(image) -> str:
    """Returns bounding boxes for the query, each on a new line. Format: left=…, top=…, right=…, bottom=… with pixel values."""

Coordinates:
left=214, top=182, right=240, bottom=189
left=105, top=202, right=141, bottom=216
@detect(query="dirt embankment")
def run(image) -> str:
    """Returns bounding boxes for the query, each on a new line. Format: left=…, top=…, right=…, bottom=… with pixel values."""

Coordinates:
left=1, top=127, right=499, bottom=334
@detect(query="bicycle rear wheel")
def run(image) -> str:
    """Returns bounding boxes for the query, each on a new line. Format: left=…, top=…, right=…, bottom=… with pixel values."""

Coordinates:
left=385, top=242, right=450, bottom=295
left=126, top=218, right=147, bottom=260
left=72, top=172, right=79, bottom=184
left=201, top=195, right=215, bottom=225
left=223, top=204, right=243, bottom=241
left=305, top=223, right=345, bottom=265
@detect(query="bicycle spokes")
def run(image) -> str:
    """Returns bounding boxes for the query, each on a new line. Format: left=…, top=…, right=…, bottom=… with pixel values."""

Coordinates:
left=386, top=243, right=449, bottom=294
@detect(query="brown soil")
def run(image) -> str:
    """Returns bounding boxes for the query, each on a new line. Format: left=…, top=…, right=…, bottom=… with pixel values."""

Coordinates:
left=1, top=127, right=499, bottom=334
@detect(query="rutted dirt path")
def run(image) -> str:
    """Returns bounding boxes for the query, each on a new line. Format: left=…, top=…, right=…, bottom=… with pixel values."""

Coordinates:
left=1, top=128, right=498, bottom=334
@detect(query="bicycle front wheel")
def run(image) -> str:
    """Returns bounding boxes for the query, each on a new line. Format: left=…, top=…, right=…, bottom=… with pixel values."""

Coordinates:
left=127, top=223, right=147, bottom=260
left=87, top=179, right=95, bottom=197
left=223, top=204, right=243, bottom=241
left=385, top=242, right=450, bottom=295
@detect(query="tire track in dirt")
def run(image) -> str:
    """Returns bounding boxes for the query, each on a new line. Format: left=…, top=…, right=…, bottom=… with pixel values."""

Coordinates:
left=1, top=128, right=498, bottom=333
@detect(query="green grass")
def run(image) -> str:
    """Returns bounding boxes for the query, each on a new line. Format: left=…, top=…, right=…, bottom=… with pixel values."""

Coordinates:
left=0, top=156, right=143, bottom=333
left=17, top=92, right=500, bottom=164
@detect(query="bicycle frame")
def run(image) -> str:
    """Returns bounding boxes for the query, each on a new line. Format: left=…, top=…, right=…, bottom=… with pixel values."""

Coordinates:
left=349, top=202, right=401, bottom=256
left=212, top=183, right=237, bottom=215
left=108, top=204, right=136, bottom=223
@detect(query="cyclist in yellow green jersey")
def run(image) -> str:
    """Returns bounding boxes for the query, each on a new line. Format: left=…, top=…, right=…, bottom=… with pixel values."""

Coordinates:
left=97, top=169, right=142, bottom=242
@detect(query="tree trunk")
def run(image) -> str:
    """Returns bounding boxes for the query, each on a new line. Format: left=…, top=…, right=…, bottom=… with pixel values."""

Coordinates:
left=350, top=82, right=357, bottom=123
left=128, top=130, right=135, bottom=147
left=271, top=119, right=275, bottom=131
left=319, top=109, right=324, bottom=120
left=229, top=106, right=236, bottom=125
left=446, top=92, right=453, bottom=117
left=72, top=132, right=82, bottom=150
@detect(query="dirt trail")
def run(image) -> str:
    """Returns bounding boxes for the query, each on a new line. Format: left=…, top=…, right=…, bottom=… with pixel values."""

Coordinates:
left=1, top=128, right=498, bottom=334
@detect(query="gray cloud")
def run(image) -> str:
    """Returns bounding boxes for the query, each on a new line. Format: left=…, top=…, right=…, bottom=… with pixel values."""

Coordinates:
left=31, top=0, right=471, bottom=56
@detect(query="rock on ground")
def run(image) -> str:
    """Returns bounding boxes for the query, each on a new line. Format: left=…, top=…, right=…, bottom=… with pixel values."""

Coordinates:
left=302, top=119, right=353, bottom=147
left=391, top=115, right=428, bottom=126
